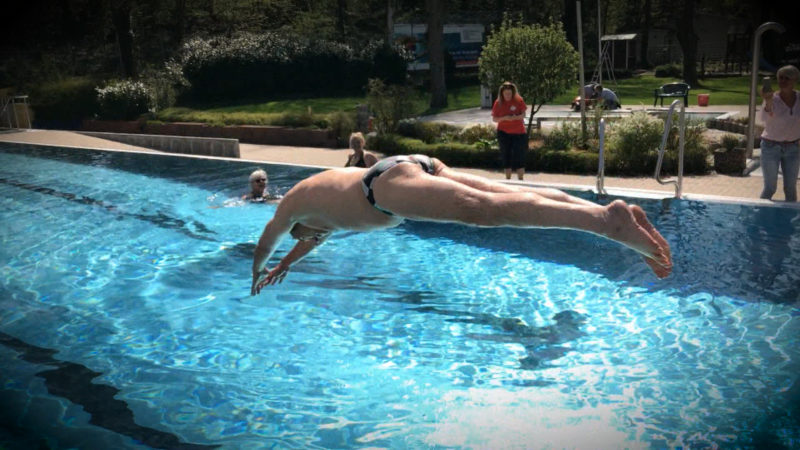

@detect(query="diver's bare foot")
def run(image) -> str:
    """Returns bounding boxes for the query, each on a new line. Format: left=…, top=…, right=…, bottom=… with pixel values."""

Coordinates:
left=603, top=200, right=671, bottom=277
left=630, top=205, right=672, bottom=278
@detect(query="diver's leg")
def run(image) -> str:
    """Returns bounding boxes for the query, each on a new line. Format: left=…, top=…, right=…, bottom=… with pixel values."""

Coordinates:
left=434, top=159, right=596, bottom=206
left=373, top=164, right=671, bottom=276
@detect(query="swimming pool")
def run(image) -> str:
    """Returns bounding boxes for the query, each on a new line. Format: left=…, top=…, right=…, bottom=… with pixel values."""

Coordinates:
left=1, top=143, right=799, bottom=448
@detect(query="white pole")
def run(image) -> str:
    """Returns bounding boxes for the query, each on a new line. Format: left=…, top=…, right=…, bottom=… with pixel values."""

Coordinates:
left=577, top=1, right=587, bottom=144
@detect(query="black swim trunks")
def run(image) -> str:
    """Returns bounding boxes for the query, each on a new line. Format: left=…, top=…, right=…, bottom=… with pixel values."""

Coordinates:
left=361, top=154, right=436, bottom=215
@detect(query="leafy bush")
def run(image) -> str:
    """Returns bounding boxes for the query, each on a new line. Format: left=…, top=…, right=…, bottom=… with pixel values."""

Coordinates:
left=30, top=77, right=98, bottom=124
left=605, top=111, right=663, bottom=174
left=530, top=148, right=599, bottom=174
left=603, top=112, right=709, bottom=175
left=141, top=61, right=188, bottom=112
left=544, top=121, right=582, bottom=150
left=459, top=124, right=497, bottom=144
left=178, top=33, right=410, bottom=102
left=96, top=80, right=153, bottom=120
left=396, top=120, right=462, bottom=143
left=367, top=133, right=498, bottom=167
left=327, top=111, right=356, bottom=147
left=654, top=63, right=682, bottom=78
left=366, top=78, right=415, bottom=134
left=662, top=120, right=710, bottom=174
left=720, top=133, right=742, bottom=151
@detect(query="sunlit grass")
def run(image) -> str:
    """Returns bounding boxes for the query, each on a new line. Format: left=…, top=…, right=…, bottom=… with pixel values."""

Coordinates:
left=155, top=74, right=751, bottom=126
left=552, top=74, right=751, bottom=106
left=156, top=85, right=483, bottom=125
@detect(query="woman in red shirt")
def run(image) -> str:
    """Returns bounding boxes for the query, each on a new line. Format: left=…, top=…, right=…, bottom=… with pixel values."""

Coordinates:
left=491, top=81, right=528, bottom=180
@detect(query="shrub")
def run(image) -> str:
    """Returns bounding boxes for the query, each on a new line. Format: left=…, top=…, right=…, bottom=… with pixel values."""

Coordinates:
left=366, top=78, right=415, bottom=134
left=178, top=33, right=410, bottom=102
left=654, top=63, right=682, bottom=78
left=720, top=133, right=741, bottom=151
left=140, top=61, right=188, bottom=112
left=396, top=120, right=462, bottom=144
left=96, top=80, right=153, bottom=120
left=30, top=77, right=98, bottom=124
left=367, top=133, right=498, bottom=167
left=662, top=120, right=710, bottom=174
left=605, top=111, right=663, bottom=175
left=459, top=124, right=497, bottom=144
left=544, top=121, right=582, bottom=150
left=277, top=107, right=323, bottom=128
left=327, top=111, right=356, bottom=147
left=530, top=148, right=598, bottom=174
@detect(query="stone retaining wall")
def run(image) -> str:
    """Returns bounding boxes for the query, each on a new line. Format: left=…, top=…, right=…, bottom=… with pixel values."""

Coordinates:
left=82, top=120, right=337, bottom=148
left=78, top=131, right=240, bottom=158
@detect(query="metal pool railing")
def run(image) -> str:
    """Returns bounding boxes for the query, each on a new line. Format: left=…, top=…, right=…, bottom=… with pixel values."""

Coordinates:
left=654, top=99, right=686, bottom=199
left=596, top=118, right=607, bottom=196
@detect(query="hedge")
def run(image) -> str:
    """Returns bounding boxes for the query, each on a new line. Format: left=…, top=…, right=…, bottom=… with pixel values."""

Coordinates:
left=368, top=131, right=708, bottom=176
left=178, top=33, right=409, bottom=103
left=368, top=133, right=603, bottom=173
left=30, top=77, right=98, bottom=125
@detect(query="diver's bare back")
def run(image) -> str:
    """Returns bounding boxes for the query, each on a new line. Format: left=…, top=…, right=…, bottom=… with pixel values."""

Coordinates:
left=279, top=168, right=402, bottom=231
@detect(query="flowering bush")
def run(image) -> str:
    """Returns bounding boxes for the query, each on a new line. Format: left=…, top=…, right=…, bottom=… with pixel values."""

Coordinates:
left=95, top=80, right=153, bottom=120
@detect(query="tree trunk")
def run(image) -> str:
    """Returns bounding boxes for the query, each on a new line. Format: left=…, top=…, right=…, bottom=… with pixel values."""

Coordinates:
left=335, top=0, right=347, bottom=41
left=675, top=0, right=699, bottom=86
left=425, top=0, right=447, bottom=108
left=386, top=0, right=394, bottom=43
left=172, top=0, right=187, bottom=48
left=111, top=0, right=137, bottom=78
left=639, top=0, right=651, bottom=68
left=426, top=0, right=447, bottom=108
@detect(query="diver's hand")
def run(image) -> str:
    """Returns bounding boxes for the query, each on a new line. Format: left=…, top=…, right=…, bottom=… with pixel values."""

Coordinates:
left=251, top=268, right=266, bottom=295
left=254, top=263, right=290, bottom=293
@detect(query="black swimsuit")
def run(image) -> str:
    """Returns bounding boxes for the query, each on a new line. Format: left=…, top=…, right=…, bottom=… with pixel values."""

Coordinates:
left=352, top=155, right=367, bottom=168
left=361, top=155, right=436, bottom=216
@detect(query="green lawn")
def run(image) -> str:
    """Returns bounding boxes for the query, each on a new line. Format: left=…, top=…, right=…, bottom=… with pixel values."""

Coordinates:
left=155, top=74, right=751, bottom=126
left=552, top=74, right=752, bottom=106
left=156, top=85, right=482, bottom=126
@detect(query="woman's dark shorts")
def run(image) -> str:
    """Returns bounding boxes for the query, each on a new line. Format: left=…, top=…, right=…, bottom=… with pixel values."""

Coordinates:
left=497, top=130, right=528, bottom=170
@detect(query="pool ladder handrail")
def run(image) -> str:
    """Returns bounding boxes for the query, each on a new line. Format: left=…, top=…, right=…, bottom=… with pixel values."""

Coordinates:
left=0, top=95, right=31, bottom=129
left=654, top=99, right=686, bottom=199
left=596, top=118, right=607, bottom=196
left=0, top=96, right=12, bottom=128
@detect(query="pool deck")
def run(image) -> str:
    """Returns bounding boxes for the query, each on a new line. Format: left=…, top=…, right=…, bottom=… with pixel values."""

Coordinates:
left=0, top=103, right=795, bottom=203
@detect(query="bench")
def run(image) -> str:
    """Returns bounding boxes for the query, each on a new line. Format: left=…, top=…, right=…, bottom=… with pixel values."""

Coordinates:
left=654, top=82, right=690, bottom=107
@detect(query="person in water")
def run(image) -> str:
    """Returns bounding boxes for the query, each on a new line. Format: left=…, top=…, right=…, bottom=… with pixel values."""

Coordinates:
left=344, top=132, right=379, bottom=168
left=242, top=169, right=280, bottom=202
left=251, top=155, right=672, bottom=294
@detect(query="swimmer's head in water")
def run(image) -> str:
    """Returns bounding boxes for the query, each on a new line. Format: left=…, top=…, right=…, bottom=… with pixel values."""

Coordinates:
left=249, top=169, right=268, bottom=197
left=290, top=223, right=330, bottom=243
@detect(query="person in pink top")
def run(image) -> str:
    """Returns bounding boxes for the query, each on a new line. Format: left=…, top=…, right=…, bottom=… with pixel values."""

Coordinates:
left=759, top=65, right=800, bottom=201
left=492, top=81, right=528, bottom=180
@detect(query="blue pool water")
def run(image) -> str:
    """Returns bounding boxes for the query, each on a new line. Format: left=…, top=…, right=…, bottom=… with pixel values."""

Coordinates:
left=1, top=144, right=799, bottom=449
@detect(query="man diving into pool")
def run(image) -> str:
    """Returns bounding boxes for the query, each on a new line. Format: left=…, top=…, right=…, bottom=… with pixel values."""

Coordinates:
left=251, top=155, right=672, bottom=294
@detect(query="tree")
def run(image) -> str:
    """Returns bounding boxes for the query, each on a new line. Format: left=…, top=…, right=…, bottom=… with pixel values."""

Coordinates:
left=674, top=0, right=699, bottom=86
left=478, top=19, right=579, bottom=134
left=639, top=0, right=652, bottom=68
left=426, top=0, right=447, bottom=108
left=111, top=0, right=137, bottom=78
